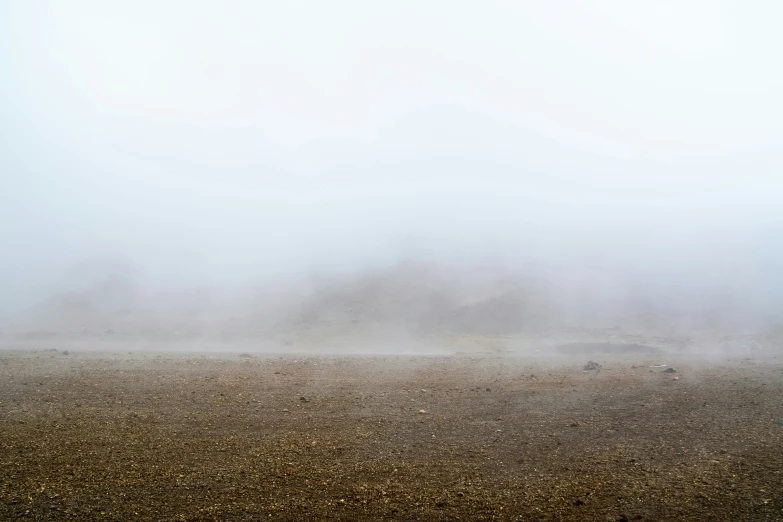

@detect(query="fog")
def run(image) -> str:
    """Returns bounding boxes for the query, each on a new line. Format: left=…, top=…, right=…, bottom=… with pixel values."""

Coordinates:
left=2, top=1, right=782, bottom=349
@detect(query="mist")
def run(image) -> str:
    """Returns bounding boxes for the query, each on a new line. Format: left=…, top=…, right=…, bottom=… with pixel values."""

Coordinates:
left=5, top=5, right=783, bottom=519
left=2, top=1, right=782, bottom=350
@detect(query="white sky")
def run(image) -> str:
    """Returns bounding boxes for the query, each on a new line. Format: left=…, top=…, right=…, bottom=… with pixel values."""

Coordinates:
left=1, top=0, right=783, bottom=311
left=7, top=1, right=783, bottom=153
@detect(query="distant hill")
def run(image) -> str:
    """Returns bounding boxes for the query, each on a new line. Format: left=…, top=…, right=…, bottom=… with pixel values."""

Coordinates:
left=2, top=260, right=780, bottom=346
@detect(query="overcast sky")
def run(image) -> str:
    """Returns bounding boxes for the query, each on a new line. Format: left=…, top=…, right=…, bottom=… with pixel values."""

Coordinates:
left=2, top=1, right=782, bottom=313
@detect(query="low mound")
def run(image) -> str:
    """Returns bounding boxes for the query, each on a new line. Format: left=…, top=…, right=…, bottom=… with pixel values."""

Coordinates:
left=555, top=342, right=663, bottom=355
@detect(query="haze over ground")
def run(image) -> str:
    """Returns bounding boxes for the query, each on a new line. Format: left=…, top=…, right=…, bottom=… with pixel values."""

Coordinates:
left=2, top=1, right=782, bottom=344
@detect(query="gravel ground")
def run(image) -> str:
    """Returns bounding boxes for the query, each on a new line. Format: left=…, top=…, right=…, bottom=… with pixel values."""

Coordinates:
left=1, top=349, right=782, bottom=521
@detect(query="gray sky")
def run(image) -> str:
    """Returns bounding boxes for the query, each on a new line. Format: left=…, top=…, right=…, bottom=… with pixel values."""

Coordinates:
left=2, top=0, right=783, bottom=314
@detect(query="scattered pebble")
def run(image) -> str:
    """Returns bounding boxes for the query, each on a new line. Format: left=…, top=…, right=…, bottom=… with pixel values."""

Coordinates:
left=0, top=350, right=776, bottom=520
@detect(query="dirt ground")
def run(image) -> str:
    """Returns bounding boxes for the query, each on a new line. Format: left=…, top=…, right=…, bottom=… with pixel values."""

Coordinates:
left=1, top=348, right=782, bottom=521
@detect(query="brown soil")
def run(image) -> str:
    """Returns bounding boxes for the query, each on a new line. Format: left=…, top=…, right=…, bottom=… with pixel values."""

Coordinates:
left=1, top=350, right=782, bottom=521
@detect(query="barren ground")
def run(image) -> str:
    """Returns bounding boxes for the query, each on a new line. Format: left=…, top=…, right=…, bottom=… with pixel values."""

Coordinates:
left=1, top=348, right=782, bottom=521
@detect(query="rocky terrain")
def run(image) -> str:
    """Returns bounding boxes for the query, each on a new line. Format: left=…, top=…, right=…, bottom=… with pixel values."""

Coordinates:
left=1, top=347, right=781, bottom=521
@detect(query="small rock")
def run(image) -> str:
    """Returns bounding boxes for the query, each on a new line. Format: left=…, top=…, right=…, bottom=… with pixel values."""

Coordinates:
left=569, top=422, right=579, bottom=427
left=418, top=410, right=426, bottom=414
left=282, top=409, right=290, bottom=413
left=583, top=361, right=602, bottom=371
left=299, top=396, right=308, bottom=402
left=663, top=367, right=676, bottom=373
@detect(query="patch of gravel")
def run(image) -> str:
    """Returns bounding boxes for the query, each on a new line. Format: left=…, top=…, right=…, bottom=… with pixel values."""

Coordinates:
left=0, top=350, right=781, bottom=521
